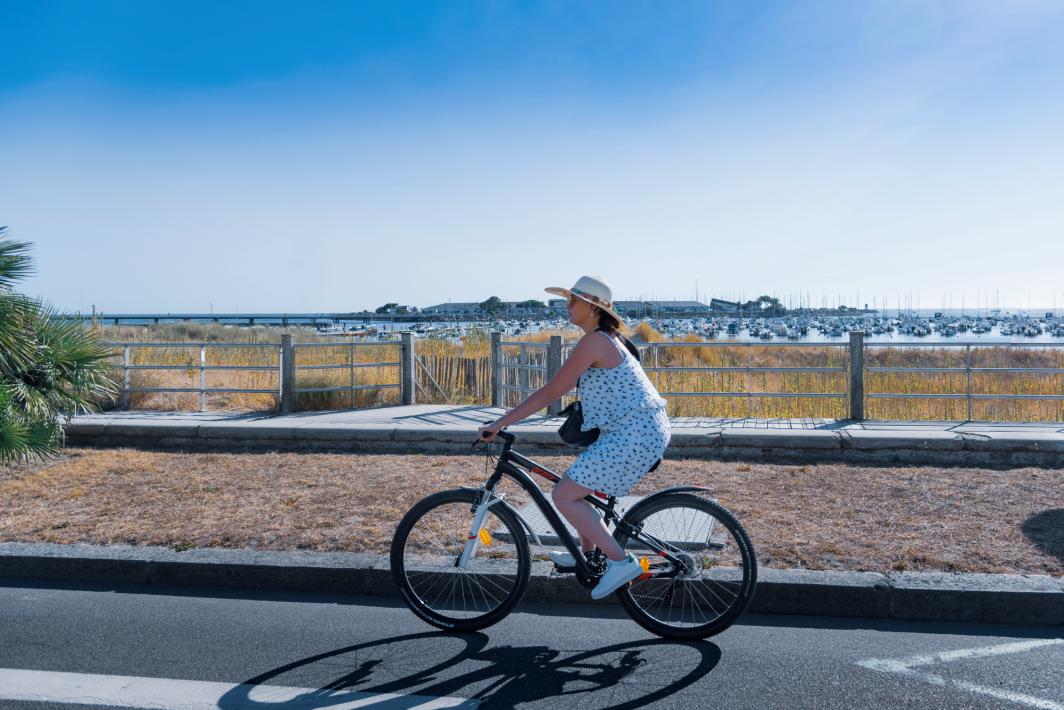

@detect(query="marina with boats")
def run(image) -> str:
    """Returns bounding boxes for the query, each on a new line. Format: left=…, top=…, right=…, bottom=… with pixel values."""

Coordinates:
left=74, top=305, right=1064, bottom=344
left=314, top=311, right=1064, bottom=344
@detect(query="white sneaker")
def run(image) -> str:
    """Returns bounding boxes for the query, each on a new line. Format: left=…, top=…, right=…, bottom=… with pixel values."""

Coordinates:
left=548, top=550, right=577, bottom=567
left=591, top=554, right=643, bottom=600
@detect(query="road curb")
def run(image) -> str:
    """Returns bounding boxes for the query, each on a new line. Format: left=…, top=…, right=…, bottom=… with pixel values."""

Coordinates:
left=1, top=543, right=1060, bottom=626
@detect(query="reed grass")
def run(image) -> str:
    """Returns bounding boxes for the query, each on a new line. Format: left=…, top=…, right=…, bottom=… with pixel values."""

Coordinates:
left=86, top=322, right=1064, bottom=421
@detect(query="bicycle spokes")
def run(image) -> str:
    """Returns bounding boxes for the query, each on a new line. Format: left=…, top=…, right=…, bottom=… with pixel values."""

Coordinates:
left=617, top=494, right=757, bottom=637
left=393, top=490, right=530, bottom=626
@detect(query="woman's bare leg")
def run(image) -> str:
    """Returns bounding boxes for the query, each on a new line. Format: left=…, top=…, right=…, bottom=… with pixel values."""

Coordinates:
left=551, top=477, right=626, bottom=561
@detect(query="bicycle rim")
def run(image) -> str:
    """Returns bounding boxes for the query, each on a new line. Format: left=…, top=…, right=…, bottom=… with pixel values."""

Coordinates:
left=616, top=494, right=757, bottom=639
left=391, top=489, right=529, bottom=630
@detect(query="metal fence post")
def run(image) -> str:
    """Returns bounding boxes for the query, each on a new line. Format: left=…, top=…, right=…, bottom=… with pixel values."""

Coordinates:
left=199, top=344, right=207, bottom=412
left=400, top=332, right=415, bottom=405
left=280, top=334, right=295, bottom=413
left=122, top=346, right=131, bottom=409
left=965, top=344, right=973, bottom=421
left=849, top=330, right=865, bottom=420
left=547, top=335, right=563, bottom=416
left=490, top=331, right=501, bottom=407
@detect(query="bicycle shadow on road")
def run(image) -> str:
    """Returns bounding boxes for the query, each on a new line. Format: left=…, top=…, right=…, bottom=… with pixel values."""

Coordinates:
left=219, top=630, right=721, bottom=709
left=1022, top=508, right=1064, bottom=564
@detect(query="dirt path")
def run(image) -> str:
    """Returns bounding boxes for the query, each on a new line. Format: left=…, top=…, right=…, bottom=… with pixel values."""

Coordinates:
left=2, top=448, right=1061, bottom=575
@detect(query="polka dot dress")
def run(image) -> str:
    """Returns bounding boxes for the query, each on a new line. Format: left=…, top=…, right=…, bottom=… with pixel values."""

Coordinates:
left=565, top=333, right=672, bottom=497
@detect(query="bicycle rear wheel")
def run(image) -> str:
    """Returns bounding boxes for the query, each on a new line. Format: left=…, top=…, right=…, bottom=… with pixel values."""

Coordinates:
left=614, top=493, right=757, bottom=640
left=390, top=488, right=530, bottom=632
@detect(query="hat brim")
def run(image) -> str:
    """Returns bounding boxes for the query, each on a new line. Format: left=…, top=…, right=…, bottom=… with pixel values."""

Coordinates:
left=544, top=286, right=625, bottom=323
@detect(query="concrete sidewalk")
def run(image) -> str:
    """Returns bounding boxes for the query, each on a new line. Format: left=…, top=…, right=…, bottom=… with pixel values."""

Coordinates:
left=0, top=542, right=1060, bottom=626
left=64, top=405, right=1064, bottom=466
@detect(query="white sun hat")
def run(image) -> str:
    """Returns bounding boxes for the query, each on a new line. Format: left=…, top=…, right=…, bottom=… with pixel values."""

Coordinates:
left=545, top=275, right=625, bottom=323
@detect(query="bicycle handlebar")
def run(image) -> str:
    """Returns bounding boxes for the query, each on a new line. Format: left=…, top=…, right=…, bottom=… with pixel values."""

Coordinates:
left=474, top=424, right=515, bottom=446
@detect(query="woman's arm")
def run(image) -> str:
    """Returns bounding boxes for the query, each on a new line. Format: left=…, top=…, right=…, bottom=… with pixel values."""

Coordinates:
left=478, top=334, right=602, bottom=439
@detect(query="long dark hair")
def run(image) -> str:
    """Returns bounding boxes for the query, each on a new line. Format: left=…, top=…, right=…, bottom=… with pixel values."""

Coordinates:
left=593, top=307, right=639, bottom=361
left=594, top=307, right=624, bottom=334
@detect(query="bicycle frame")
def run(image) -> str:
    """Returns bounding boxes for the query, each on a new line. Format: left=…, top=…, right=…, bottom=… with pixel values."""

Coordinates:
left=462, top=431, right=688, bottom=581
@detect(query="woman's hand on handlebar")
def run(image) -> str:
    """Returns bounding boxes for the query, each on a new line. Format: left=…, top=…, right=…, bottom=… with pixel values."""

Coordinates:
left=478, top=421, right=501, bottom=443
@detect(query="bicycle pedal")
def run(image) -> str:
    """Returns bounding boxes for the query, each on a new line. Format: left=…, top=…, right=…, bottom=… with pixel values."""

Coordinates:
left=552, top=563, right=577, bottom=574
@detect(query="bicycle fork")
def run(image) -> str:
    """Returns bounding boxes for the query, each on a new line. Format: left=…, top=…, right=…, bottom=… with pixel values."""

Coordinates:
left=456, top=490, right=507, bottom=568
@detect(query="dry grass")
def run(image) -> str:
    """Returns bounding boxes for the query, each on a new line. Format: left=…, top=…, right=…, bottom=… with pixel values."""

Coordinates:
left=87, top=322, right=1064, bottom=421
left=2, top=448, right=1061, bottom=576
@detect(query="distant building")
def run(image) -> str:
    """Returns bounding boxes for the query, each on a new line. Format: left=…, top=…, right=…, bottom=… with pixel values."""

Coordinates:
left=710, top=298, right=740, bottom=313
left=430, top=298, right=720, bottom=317
left=615, top=300, right=653, bottom=317
left=552, top=299, right=711, bottom=317
left=423, top=300, right=549, bottom=316
left=644, top=300, right=707, bottom=315
left=422, top=302, right=481, bottom=315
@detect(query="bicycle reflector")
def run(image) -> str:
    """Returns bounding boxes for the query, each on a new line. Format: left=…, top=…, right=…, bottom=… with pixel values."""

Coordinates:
left=478, top=529, right=494, bottom=545
left=639, top=557, right=650, bottom=573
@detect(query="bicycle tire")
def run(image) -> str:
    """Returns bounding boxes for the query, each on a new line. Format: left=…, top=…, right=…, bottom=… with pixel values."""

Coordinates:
left=390, top=488, right=531, bottom=632
left=614, top=493, right=757, bottom=640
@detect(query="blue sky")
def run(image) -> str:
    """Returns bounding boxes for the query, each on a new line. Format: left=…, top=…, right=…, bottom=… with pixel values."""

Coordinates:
left=2, top=0, right=1063, bottom=314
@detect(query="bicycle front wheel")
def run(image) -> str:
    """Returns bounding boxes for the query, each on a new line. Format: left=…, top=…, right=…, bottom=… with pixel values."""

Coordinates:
left=390, top=489, right=530, bottom=632
left=615, top=493, right=757, bottom=640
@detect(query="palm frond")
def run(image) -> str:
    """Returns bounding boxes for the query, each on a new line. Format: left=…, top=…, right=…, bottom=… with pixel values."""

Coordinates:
left=32, top=300, right=121, bottom=411
left=0, top=245, right=119, bottom=461
left=0, top=291, right=39, bottom=374
left=0, top=230, right=36, bottom=289
left=23, top=418, right=65, bottom=458
left=0, top=383, right=30, bottom=464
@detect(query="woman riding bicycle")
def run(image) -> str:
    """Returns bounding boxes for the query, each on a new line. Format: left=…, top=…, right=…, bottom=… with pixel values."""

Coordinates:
left=478, top=275, right=671, bottom=600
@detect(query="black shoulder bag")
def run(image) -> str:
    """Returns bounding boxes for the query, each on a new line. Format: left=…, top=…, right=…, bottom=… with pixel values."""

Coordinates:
left=557, top=328, right=641, bottom=447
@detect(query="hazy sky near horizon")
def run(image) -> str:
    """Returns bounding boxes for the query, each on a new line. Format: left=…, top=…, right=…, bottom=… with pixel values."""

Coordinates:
left=2, top=1, right=1064, bottom=314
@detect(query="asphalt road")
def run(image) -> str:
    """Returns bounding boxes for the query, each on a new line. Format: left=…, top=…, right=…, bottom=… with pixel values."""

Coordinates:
left=1, top=580, right=1061, bottom=709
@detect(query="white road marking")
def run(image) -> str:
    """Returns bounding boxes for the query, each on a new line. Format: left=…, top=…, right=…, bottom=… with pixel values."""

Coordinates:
left=0, top=667, right=478, bottom=709
left=858, top=638, right=1064, bottom=709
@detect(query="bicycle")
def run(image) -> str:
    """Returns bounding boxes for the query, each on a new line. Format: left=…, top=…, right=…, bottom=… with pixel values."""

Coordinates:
left=390, top=429, right=757, bottom=640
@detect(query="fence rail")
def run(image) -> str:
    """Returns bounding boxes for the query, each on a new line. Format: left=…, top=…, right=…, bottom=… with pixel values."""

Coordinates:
left=103, top=341, right=281, bottom=411
left=104, top=335, right=410, bottom=412
left=103, top=332, right=1064, bottom=421
left=864, top=340, right=1064, bottom=420
left=491, top=335, right=854, bottom=415
left=492, top=333, right=1064, bottom=421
